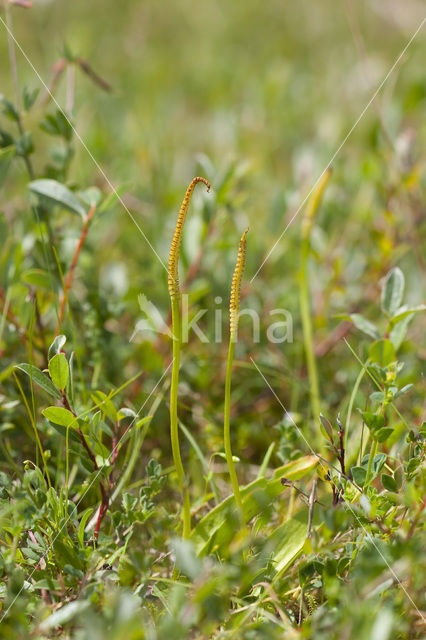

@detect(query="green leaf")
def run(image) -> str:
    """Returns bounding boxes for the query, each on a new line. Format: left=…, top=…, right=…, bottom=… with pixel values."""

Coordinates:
left=22, top=86, right=39, bottom=111
left=394, top=384, right=413, bottom=400
left=368, top=339, right=396, bottom=367
left=381, top=474, right=397, bottom=492
left=21, top=268, right=54, bottom=291
left=351, top=466, right=366, bottom=487
left=367, top=363, right=386, bottom=384
left=191, top=456, right=317, bottom=556
left=349, top=314, right=380, bottom=340
left=361, top=453, right=386, bottom=480
left=370, top=391, right=385, bottom=403
left=407, top=458, right=420, bottom=476
left=29, top=179, right=86, bottom=217
left=172, top=539, right=202, bottom=580
left=39, top=600, right=90, bottom=632
left=269, top=511, right=308, bottom=576
left=48, top=334, right=66, bottom=360
left=14, top=364, right=61, bottom=399
left=77, top=186, right=102, bottom=207
left=375, top=427, right=394, bottom=443
left=388, top=304, right=426, bottom=329
left=16, top=131, right=34, bottom=156
left=389, top=315, right=412, bottom=351
left=39, top=109, right=73, bottom=141
left=0, top=145, right=15, bottom=188
left=0, top=97, right=19, bottom=122
left=42, top=406, right=76, bottom=427
left=319, top=413, right=334, bottom=442
left=77, top=508, right=93, bottom=549
left=90, top=390, right=117, bottom=422
left=48, top=354, right=69, bottom=390
left=371, top=453, right=386, bottom=477
left=381, top=267, right=404, bottom=316
left=359, top=411, right=385, bottom=434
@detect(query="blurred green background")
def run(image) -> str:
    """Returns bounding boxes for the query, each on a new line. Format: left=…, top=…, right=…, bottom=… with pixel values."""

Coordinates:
left=1, top=0, right=425, bottom=467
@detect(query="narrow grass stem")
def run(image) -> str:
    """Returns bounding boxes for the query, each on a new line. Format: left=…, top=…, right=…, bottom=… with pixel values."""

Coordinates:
left=345, top=358, right=369, bottom=457
left=299, top=167, right=332, bottom=431
left=300, top=239, right=321, bottom=425
left=13, top=372, right=51, bottom=489
left=224, top=338, right=243, bottom=515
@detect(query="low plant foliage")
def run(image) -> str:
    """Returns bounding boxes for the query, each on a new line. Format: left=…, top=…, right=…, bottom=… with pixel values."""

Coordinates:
left=0, top=3, right=425, bottom=639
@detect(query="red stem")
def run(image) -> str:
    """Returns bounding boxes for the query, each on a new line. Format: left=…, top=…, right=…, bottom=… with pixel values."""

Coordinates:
left=57, top=203, right=96, bottom=329
left=61, top=387, right=109, bottom=541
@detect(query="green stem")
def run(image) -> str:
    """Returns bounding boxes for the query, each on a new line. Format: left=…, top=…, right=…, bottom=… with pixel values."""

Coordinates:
left=300, top=238, right=321, bottom=426
left=365, top=438, right=378, bottom=487
left=13, top=372, right=51, bottom=489
left=224, top=338, right=244, bottom=516
left=170, top=297, right=191, bottom=538
left=346, top=359, right=369, bottom=466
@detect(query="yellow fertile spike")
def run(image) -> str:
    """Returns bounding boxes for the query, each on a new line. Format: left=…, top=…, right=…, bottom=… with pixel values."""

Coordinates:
left=168, top=176, right=210, bottom=300
left=301, top=167, right=333, bottom=240
left=230, top=228, right=249, bottom=340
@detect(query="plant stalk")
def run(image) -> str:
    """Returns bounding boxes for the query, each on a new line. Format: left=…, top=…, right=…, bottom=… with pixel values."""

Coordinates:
left=300, top=239, right=321, bottom=425
left=299, top=167, right=332, bottom=430
left=224, top=338, right=243, bottom=515
left=223, top=228, right=248, bottom=520
left=167, top=177, right=210, bottom=538
left=170, top=297, right=191, bottom=538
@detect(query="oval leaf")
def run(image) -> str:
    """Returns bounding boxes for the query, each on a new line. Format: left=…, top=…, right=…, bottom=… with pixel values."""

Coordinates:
left=48, top=353, right=69, bottom=391
left=42, top=406, right=76, bottom=427
left=375, top=427, right=394, bottom=443
left=21, top=268, right=53, bottom=291
left=29, top=179, right=86, bottom=218
left=351, top=466, right=366, bottom=487
left=381, top=267, right=404, bottom=317
left=381, top=474, right=397, bottom=492
left=350, top=314, right=380, bottom=340
left=368, top=339, right=396, bottom=367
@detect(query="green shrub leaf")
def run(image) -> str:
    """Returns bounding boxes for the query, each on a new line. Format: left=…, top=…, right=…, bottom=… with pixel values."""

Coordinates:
left=48, top=353, right=69, bottom=391
left=349, top=314, right=380, bottom=340
left=42, top=406, right=76, bottom=427
left=381, top=474, right=397, bottom=492
left=368, top=339, right=396, bottom=367
left=29, top=179, right=86, bottom=218
left=381, top=267, right=404, bottom=317
left=375, top=427, right=394, bottom=443
left=14, top=364, right=61, bottom=399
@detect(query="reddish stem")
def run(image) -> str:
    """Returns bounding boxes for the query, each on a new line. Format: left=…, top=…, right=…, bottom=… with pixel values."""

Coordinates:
left=61, top=388, right=109, bottom=541
left=57, top=203, right=96, bottom=329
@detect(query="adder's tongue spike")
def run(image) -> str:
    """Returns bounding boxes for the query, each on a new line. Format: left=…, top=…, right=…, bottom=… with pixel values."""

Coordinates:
left=167, top=177, right=211, bottom=300
left=230, top=228, right=249, bottom=340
